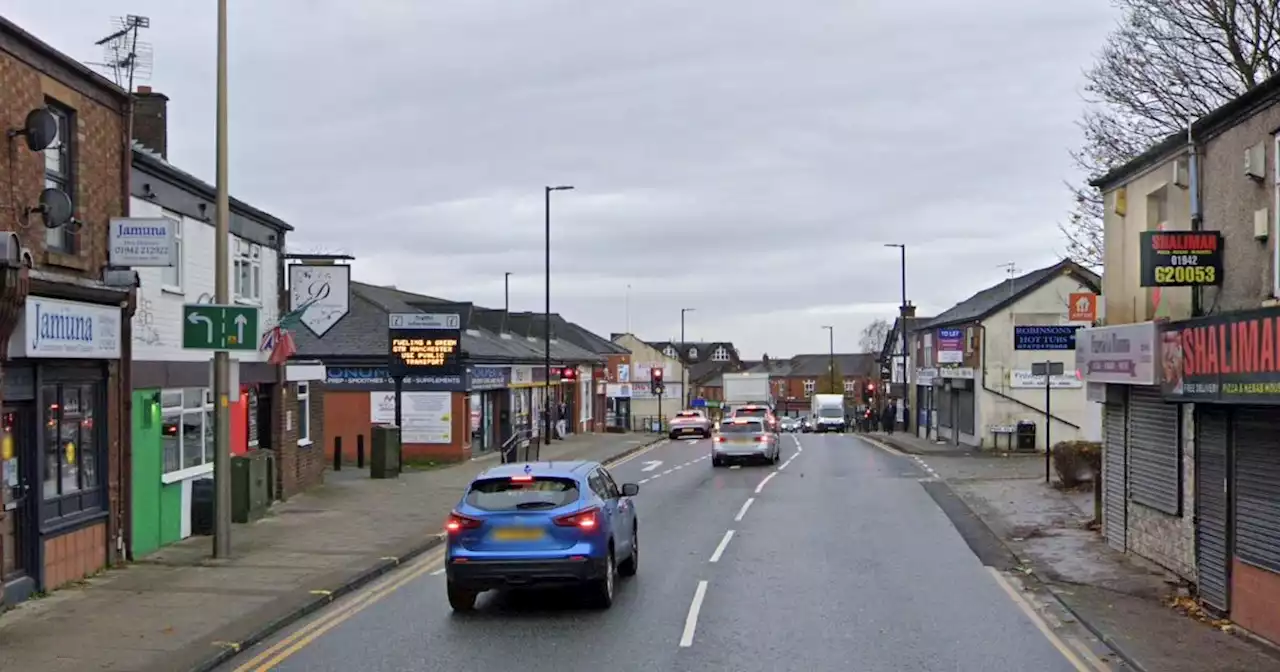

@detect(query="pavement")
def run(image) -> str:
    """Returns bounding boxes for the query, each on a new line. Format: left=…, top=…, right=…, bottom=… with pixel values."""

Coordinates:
left=211, top=432, right=1123, bottom=672
left=868, top=430, right=1280, bottom=672
left=0, top=431, right=662, bottom=672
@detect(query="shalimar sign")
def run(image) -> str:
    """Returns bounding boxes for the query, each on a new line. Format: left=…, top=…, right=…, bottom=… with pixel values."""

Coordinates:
left=1159, top=306, right=1280, bottom=403
left=1139, top=231, right=1223, bottom=287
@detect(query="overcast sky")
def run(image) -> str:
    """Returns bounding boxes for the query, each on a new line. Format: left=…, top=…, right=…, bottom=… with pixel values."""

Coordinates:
left=12, top=1, right=1116, bottom=358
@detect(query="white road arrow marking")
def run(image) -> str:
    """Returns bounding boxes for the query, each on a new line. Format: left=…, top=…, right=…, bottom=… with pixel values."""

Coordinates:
left=641, top=460, right=663, bottom=472
left=233, top=313, right=248, bottom=344
left=188, top=312, right=213, bottom=342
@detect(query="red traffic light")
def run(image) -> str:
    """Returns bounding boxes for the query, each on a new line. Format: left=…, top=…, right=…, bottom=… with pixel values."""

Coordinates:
left=867, top=384, right=875, bottom=392
left=561, top=368, right=577, bottom=381
left=651, top=367, right=664, bottom=381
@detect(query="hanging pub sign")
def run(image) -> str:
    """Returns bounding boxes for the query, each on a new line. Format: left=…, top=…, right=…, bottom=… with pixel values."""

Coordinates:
left=387, top=304, right=470, bottom=378
left=1138, top=231, right=1223, bottom=287
left=1159, top=306, right=1280, bottom=404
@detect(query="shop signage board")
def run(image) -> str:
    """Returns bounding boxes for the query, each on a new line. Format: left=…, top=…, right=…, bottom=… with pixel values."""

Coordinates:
left=936, top=328, right=964, bottom=364
left=387, top=306, right=468, bottom=378
left=108, top=217, right=177, bottom=267
left=324, top=367, right=464, bottom=392
left=289, top=263, right=351, bottom=336
left=1076, top=322, right=1159, bottom=386
left=470, top=366, right=511, bottom=391
left=1014, top=325, right=1080, bottom=351
left=8, top=297, right=122, bottom=359
left=1138, top=231, right=1223, bottom=287
left=182, top=304, right=258, bottom=351
left=1159, top=307, right=1280, bottom=403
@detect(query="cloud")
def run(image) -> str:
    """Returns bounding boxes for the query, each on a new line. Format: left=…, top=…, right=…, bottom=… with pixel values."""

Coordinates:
left=10, top=0, right=1116, bottom=357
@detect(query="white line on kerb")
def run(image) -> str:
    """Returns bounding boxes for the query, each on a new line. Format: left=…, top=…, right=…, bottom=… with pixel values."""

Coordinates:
left=755, top=471, right=777, bottom=494
left=734, top=498, right=754, bottom=522
left=680, top=581, right=709, bottom=647
left=709, top=530, right=735, bottom=562
left=429, top=568, right=444, bottom=576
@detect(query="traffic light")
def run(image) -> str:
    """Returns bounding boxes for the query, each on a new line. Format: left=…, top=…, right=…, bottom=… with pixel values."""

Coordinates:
left=864, top=383, right=875, bottom=404
left=561, top=367, right=577, bottom=382
left=650, top=366, right=664, bottom=396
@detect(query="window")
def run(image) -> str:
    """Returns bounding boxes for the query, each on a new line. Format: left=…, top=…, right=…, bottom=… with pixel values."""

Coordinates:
left=465, top=476, right=579, bottom=511
left=803, top=379, right=816, bottom=396
left=234, top=238, right=262, bottom=302
left=924, top=333, right=934, bottom=366
left=161, top=212, right=183, bottom=291
left=161, top=388, right=214, bottom=477
left=720, top=419, right=763, bottom=434
left=297, top=382, right=311, bottom=445
left=42, top=383, right=100, bottom=500
left=687, top=347, right=698, bottom=359
left=663, top=346, right=677, bottom=358
left=43, top=102, right=75, bottom=254
left=711, top=346, right=730, bottom=362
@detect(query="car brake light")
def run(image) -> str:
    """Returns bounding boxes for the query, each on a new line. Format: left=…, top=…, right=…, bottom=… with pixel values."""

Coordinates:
left=756, top=435, right=768, bottom=442
left=554, top=507, right=599, bottom=529
left=445, top=511, right=482, bottom=533
left=510, top=475, right=534, bottom=482
left=713, top=436, right=724, bottom=443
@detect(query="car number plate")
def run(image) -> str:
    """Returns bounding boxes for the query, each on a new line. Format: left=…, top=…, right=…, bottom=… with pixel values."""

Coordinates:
left=493, top=527, right=545, bottom=542
left=681, top=427, right=699, bottom=434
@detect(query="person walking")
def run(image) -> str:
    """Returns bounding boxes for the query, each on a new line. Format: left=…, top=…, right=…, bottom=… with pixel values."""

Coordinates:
left=882, top=402, right=896, bottom=435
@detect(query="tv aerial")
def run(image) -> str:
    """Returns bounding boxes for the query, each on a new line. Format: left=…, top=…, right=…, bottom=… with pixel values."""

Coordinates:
left=86, top=15, right=152, bottom=90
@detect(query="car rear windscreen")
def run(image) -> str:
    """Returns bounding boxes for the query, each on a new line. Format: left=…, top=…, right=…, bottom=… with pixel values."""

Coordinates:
left=721, top=421, right=763, bottom=434
left=734, top=408, right=767, bottom=418
left=465, top=477, right=580, bottom=511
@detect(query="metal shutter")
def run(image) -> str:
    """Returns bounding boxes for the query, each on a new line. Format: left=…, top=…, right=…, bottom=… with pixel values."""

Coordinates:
left=938, top=389, right=953, bottom=428
left=958, top=389, right=976, bottom=435
left=1126, top=386, right=1181, bottom=515
left=1233, top=408, right=1280, bottom=573
left=1104, top=399, right=1127, bottom=551
left=1194, top=406, right=1231, bottom=612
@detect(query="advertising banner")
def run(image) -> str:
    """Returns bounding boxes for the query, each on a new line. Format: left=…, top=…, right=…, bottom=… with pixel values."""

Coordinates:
left=1159, top=307, right=1280, bottom=403
left=387, top=306, right=468, bottom=378
left=1139, top=231, right=1223, bottom=287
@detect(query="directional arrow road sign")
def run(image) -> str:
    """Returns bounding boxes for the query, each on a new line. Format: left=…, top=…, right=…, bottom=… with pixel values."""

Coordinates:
left=641, top=460, right=663, bottom=472
left=182, top=304, right=260, bottom=351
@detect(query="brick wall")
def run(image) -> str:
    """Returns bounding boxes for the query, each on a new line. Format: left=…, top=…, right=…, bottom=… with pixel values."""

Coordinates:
left=1125, top=407, right=1197, bottom=582
left=270, top=382, right=301, bottom=498
left=322, top=390, right=470, bottom=464
left=297, top=382, right=325, bottom=491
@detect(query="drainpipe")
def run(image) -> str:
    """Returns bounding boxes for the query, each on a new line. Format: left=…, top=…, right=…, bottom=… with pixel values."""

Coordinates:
left=1187, top=122, right=1203, bottom=318
left=119, top=92, right=135, bottom=562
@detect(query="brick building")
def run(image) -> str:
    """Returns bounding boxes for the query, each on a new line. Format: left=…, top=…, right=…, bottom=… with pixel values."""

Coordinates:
left=0, top=17, right=133, bottom=606
left=745, top=354, right=876, bottom=416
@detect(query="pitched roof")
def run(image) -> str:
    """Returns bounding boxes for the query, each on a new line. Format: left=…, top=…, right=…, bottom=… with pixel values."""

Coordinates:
left=915, top=260, right=1100, bottom=331
left=785, top=354, right=876, bottom=377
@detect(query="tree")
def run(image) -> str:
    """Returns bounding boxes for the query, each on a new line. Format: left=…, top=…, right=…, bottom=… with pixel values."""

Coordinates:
left=814, top=362, right=845, bottom=396
left=1061, top=0, right=1280, bottom=267
left=858, top=318, right=892, bottom=355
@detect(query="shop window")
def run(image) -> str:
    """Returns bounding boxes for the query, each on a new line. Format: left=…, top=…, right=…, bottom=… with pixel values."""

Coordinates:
left=40, top=381, right=105, bottom=522
left=297, top=383, right=311, bottom=445
left=161, top=388, right=213, bottom=479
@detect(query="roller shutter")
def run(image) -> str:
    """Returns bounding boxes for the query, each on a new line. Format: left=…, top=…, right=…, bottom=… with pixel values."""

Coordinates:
left=1233, top=408, right=1280, bottom=574
left=1103, top=399, right=1127, bottom=552
left=958, top=388, right=975, bottom=435
left=1126, top=386, right=1181, bottom=515
left=1194, top=405, right=1230, bottom=612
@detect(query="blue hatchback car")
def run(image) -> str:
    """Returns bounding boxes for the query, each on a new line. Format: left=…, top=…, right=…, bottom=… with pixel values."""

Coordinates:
left=444, top=460, right=640, bottom=611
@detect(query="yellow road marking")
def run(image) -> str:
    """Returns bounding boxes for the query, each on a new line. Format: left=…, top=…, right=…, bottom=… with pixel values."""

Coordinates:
left=986, top=566, right=1098, bottom=672
left=232, top=546, right=446, bottom=672
left=232, top=442, right=657, bottom=670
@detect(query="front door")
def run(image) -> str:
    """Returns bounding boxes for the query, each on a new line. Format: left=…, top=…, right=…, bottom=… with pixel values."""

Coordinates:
left=2, top=405, right=37, bottom=592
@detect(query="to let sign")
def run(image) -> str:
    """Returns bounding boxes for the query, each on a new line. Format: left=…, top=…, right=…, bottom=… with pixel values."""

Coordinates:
left=182, top=304, right=259, bottom=351
left=1139, top=231, right=1223, bottom=287
left=1014, top=325, right=1080, bottom=351
left=387, top=307, right=469, bottom=377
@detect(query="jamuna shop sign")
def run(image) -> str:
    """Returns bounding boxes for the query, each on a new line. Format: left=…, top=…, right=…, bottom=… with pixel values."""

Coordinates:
left=1159, top=307, right=1280, bottom=403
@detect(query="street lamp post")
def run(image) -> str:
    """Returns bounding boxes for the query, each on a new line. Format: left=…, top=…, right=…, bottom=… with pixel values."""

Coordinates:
left=212, top=0, right=232, bottom=559
left=545, top=185, right=574, bottom=446
left=821, top=325, right=836, bottom=394
left=680, top=307, right=695, bottom=407
left=885, top=243, right=910, bottom=431
left=504, top=271, right=511, bottom=313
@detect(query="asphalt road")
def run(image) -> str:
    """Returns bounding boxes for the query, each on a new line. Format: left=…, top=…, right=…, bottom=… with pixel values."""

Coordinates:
left=220, top=432, right=1109, bottom=672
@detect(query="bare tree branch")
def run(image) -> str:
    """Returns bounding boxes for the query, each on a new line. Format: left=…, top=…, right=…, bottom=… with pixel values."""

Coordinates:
left=1062, top=0, right=1280, bottom=268
left=858, top=318, right=892, bottom=354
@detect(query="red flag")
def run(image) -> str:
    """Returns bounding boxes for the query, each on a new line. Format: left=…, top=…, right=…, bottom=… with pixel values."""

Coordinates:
left=267, top=327, right=297, bottom=365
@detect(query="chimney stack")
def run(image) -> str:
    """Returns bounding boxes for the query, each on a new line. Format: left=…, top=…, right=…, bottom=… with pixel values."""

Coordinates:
left=132, top=85, right=169, bottom=158
left=899, top=302, right=916, bottom=320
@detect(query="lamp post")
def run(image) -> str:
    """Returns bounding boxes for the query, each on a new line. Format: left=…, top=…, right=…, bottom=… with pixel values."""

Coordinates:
left=821, top=325, right=836, bottom=394
left=504, top=271, right=511, bottom=313
left=885, top=243, right=910, bottom=431
left=545, top=185, right=574, bottom=446
left=680, top=307, right=695, bottom=406
left=212, top=0, right=232, bottom=558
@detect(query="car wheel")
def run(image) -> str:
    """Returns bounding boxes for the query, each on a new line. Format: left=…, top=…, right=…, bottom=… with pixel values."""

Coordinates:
left=447, top=582, right=477, bottom=612
left=619, top=525, right=639, bottom=577
left=773, top=449, right=781, bottom=464
left=712, top=456, right=723, bottom=467
left=589, top=548, right=617, bottom=608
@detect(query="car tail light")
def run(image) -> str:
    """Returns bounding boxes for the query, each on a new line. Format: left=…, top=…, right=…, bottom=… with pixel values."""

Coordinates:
left=756, top=435, right=769, bottom=442
left=554, top=507, right=600, bottom=529
left=510, top=475, right=534, bottom=482
left=445, top=511, right=482, bottom=533
left=713, top=436, right=724, bottom=443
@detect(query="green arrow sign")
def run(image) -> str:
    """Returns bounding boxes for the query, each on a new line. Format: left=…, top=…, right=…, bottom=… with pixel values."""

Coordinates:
left=182, top=304, right=260, bottom=351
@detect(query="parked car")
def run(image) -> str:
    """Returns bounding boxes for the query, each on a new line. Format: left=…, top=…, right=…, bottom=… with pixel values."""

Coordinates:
left=669, top=409, right=712, bottom=439
left=444, top=461, right=640, bottom=611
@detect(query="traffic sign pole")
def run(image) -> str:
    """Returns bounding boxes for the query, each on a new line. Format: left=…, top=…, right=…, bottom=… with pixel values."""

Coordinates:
left=213, top=0, right=232, bottom=560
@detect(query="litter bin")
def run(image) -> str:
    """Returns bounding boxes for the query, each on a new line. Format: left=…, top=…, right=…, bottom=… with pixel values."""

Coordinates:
left=190, top=477, right=215, bottom=536
left=1016, top=420, right=1037, bottom=451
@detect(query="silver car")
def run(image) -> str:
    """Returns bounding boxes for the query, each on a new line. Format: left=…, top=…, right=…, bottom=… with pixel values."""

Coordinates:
left=711, top=418, right=780, bottom=467
left=669, top=409, right=712, bottom=439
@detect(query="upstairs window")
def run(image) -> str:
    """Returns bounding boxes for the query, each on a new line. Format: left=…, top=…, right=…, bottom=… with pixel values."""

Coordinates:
left=712, top=346, right=730, bottom=361
left=803, top=380, right=816, bottom=397
left=687, top=347, right=698, bottom=359
left=663, top=346, right=677, bottom=357
left=844, top=379, right=856, bottom=393
left=234, top=238, right=262, bottom=302
left=43, top=102, right=76, bottom=254
left=160, top=212, right=183, bottom=291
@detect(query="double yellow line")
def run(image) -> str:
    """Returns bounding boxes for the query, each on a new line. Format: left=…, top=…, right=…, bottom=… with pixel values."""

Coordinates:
left=230, top=440, right=665, bottom=671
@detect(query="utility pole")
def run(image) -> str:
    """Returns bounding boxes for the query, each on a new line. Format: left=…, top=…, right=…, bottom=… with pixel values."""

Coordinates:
left=544, top=185, right=573, bottom=447
left=504, top=272, right=511, bottom=313
left=212, top=0, right=232, bottom=558
left=680, top=307, right=695, bottom=407
left=822, top=325, right=835, bottom=393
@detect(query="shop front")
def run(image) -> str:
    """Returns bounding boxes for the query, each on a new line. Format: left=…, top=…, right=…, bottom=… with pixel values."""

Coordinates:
left=3, top=294, right=125, bottom=603
left=915, top=368, right=937, bottom=440
left=934, top=367, right=976, bottom=446
left=1158, top=309, right=1280, bottom=645
left=321, top=366, right=467, bottom=462
left=468, top=366, right=510, bottom=454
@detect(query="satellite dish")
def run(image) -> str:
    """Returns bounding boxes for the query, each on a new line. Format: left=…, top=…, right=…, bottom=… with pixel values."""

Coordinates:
left=37, top=188, right=73, bottom=228
left=22, top=108, right=58, bottom=152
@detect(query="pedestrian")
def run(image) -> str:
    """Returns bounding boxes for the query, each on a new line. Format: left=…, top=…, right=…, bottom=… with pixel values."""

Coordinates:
left=557, top=401, right=568, bottom=437
left=882, top=403, right=896, bottom=435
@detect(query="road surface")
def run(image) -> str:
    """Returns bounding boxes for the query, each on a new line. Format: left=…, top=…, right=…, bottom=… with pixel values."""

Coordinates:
left=220, top=433, right=1119, bottom=672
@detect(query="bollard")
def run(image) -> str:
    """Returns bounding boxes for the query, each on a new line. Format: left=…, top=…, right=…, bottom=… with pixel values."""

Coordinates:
left=356, top=434, right=366, bottom=469
left=333, top=436, right=342, bottom=471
